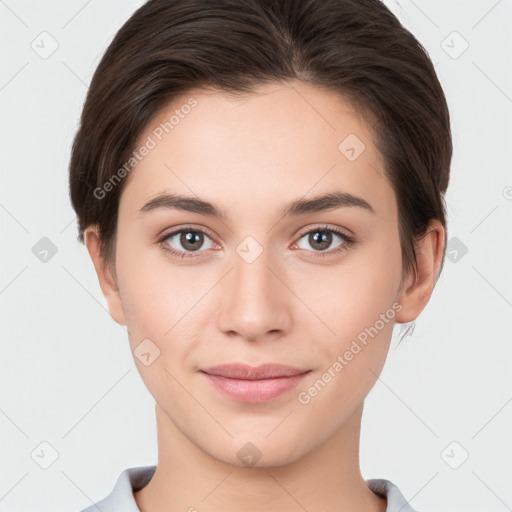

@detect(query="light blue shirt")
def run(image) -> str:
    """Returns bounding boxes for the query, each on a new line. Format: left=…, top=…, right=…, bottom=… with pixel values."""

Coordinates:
left=79, top=465, right=419, bottom=512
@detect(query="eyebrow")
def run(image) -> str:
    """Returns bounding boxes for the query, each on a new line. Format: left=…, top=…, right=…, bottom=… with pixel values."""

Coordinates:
left=138, top=190, right=375, bottom=219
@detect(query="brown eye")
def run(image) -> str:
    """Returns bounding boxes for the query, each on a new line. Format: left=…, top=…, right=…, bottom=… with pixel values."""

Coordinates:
left=159, top=227, right=216, bottom=259
left=293, top=226, right=355, bottom=259
left=308, top=230, right=333, bottom=251
left=179, top=230, right=205, bottom=251
left=297, top=228, right=347, bottom=252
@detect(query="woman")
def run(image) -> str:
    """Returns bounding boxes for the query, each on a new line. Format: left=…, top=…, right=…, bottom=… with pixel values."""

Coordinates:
left=69, top=0, right=451, bottom=510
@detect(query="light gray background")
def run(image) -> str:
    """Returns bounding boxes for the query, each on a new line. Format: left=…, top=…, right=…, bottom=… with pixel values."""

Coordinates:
left=1, top=0, right=511, bottom=510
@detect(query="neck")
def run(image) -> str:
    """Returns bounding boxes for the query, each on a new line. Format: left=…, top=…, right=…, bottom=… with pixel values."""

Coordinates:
left=134, top=402, right=386, bottom=512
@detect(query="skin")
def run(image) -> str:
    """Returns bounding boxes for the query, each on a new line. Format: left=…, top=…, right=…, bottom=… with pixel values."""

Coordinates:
left=84, top=80, right=444, bottom=512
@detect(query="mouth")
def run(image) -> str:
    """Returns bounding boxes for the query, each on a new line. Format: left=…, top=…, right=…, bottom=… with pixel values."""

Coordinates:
left=200, top=363, right=311, bottom=404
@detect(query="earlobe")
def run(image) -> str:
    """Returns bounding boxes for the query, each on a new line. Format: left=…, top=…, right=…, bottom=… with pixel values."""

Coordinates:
left=395, top=220, right=445, bottom=324
left=83, top=226, right=127, bottom=326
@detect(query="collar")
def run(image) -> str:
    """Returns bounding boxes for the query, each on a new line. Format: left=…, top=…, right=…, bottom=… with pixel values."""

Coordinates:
left=80, top=465, right=419, bottom=512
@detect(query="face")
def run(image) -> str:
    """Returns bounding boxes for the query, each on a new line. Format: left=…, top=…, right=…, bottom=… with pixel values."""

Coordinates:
left=100, top=81, right=411, bottom=466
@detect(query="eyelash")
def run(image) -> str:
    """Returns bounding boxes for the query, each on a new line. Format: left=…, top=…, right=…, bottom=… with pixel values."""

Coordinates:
left=157, top=224, right=355, bottom=261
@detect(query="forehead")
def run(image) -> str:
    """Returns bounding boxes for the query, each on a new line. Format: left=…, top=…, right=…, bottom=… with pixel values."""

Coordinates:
left=121, top=81, right=394, bottom=219
left=144, top=81, right=372, bottom=147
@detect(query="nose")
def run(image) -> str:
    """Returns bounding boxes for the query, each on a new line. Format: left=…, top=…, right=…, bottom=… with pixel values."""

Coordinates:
left=217, top=241, right=292, bottom=343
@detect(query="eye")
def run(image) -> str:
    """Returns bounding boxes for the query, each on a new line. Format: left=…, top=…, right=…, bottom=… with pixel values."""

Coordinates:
left=293, top=225, right=355, bottom=258
left=157, top=224, right=355, bottom=261
left=158, top=226, right=217, bottom=259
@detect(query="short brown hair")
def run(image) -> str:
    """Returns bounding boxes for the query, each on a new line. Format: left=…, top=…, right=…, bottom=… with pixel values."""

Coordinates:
left=68, top=0, right=452, bottom=282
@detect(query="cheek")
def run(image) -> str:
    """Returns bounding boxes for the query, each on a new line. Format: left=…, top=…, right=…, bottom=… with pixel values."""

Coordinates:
left=294, top=234, right=403, bottom=412
left=114, top=260, right=203, bottom=403
left=294, top=233, right=402, bottom=345
left=114, top=234, right=170, bottom=343
left=115, top=230, right=168, bottom=318
left=119, top=274, right=201, bottom=348
left=115, top=238, right=213, bottom=361
left=296, top=252, right=401, bottom=418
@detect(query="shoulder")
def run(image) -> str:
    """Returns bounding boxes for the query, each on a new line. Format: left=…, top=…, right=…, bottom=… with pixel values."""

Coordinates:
left=366, top=478, right=421, bottom=512
left=78, top=465, right=156, bottom=512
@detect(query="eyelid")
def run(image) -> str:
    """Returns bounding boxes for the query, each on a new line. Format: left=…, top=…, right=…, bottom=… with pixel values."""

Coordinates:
left=157, top=223, right=216, bottom=240
left=294, top=223, right=355, bottom=242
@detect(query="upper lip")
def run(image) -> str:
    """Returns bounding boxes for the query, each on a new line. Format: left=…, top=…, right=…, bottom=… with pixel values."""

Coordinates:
left=201, top=363, right=310, bottom=380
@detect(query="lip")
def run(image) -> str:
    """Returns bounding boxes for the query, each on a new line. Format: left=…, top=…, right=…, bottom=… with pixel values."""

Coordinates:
left=200, top=363, right=311, bottom=404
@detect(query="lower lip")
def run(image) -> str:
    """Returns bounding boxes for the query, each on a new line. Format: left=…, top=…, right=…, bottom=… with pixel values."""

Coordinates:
left=202, top=372, right=310, bottom=404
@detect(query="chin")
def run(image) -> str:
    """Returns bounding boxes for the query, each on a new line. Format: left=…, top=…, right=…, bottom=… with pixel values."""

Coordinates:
left=200, top=434, right=309, bottom=469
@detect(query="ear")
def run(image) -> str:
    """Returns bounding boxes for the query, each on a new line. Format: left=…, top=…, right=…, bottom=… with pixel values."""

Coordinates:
left=83, top=226, right=126, bottom=326
left=395, top=219, right=445, bottom=324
